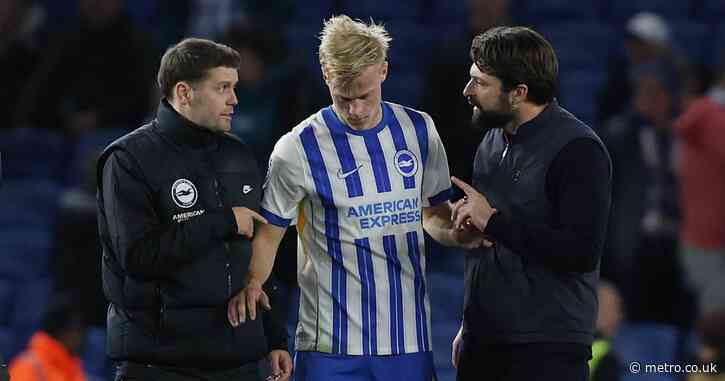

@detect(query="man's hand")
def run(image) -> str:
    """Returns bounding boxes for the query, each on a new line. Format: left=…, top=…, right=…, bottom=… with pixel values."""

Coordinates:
left=227, top=277, right=270, bottom=326
left=452, top=324, right=464, bottom=369
left=232, top=207, right=268, bottom=238
left=450, top=177, right=497, bottom=232
left=451, top=224, right=494, bottom=249
left=267, top=350, right=293, bottom=381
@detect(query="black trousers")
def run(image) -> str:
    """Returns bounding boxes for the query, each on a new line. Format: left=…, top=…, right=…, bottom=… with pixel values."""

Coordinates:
left=114, top=361, right=261, bottom=381
left=457, top=341, right=591, bottom=381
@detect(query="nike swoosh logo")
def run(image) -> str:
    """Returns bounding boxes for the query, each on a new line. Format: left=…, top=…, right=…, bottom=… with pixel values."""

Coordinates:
left=336, top=165, right=363, bottom=180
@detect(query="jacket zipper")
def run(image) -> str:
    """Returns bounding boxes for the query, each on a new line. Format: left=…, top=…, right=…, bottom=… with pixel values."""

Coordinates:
left=213, top=174, right=235, bottom=349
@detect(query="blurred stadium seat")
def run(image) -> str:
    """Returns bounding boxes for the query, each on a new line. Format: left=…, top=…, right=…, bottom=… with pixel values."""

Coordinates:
left=291, top=0, right=337, bottom=25
left=613, top=323, right=683, bottom=381
left=0, top=128, right=70, bottom=182
left=341, top=0, right=423, bottom=23
left=538, top=22, right=615, bottom=72
left=607, top=0, right=692, bottom=23
left=669, top=21, right=710, bottom=66
left=521, top=0, right=603, bottom=24
left=0, top=279, right=13, bottom=326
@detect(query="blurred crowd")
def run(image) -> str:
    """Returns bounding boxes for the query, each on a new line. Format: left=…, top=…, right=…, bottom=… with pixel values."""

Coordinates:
left=1, top=0, right=725, bottom=380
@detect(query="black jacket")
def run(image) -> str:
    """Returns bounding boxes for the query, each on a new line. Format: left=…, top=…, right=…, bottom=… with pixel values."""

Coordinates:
left=96, top=100, right=286, bottom=369
left=464, top=100, right=612, bottom=346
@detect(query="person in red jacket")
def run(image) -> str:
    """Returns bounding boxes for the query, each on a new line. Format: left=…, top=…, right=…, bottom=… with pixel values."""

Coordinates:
left=9, top=293, right=87, bottom=381
left=674, top=66, right=725, bottom=369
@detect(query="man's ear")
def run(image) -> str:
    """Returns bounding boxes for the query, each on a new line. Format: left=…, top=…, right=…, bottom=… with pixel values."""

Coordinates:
left=510, top=84, right=529, bottom=107
left=175, top=81, right=194, bottom=106
left=380, top=61, right=389, bottom=82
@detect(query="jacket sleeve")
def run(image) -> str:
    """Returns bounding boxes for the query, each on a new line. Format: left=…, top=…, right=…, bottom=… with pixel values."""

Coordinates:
left=101, top=149, right=237, bottom=279
left=485, top=138, right=612, bottom=273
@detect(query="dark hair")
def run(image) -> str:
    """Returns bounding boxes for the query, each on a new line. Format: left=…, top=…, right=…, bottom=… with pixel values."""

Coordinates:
left=470, top=26, right=558, bottom=105
left=157, top=38, right=241, bottom=100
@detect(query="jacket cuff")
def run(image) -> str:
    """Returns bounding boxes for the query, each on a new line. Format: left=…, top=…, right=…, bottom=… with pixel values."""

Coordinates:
left=484, top=211, right=508, bottom=239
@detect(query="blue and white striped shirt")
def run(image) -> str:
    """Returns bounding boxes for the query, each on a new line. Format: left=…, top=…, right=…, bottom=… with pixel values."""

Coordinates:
left=260, top=101, right=451, bottom=355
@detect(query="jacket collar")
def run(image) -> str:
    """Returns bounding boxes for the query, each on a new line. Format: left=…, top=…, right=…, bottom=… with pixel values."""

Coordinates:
left=155, top=99, right=220, bottom=149
left=507, top=98, right=559, bottom=144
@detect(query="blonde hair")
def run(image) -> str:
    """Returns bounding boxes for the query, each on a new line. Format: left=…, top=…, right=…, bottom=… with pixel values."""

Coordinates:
left=318, top=15, right=392, bottom=88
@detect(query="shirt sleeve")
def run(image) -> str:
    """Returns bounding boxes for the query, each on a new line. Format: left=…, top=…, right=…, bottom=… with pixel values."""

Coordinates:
left=420, top=112, right=452, bottom=207
left=260, top=132, right=307, bottom=227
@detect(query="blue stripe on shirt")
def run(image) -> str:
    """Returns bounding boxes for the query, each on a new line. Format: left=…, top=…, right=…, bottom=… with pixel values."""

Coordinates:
left=404, top=108, right=429, bottom=168
left=323, top=108, right=364, bottom=198
left=383, top=234, right=405, bottom=354
left=355, top=238, right=372, bottom=355
left=299, top=125, right=347, bottom=354
left=363, top=134, right=392, bottom=194
left=406, top=231, right=429, bottom=351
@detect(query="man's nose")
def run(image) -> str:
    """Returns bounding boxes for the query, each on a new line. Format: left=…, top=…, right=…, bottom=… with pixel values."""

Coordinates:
left=348, top=100, right=365, bottom=116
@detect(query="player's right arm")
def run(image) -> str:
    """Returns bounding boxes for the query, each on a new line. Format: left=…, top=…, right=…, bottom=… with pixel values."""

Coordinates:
left=228, top=223, right=287, bottom=326
left=228, top=131, right=307, bottom=326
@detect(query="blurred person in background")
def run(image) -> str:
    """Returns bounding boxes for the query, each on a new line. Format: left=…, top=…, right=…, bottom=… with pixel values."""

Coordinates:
left=589, top=280, right=624, bottom=381
left=96, top=38, right=290, bottom=381
left=0, top=0, right=46, bottom=128
left=423, top=0, right=511, bottom=187
left=9, top=292, right=87, bottom=381
left=13, top=0, right=155, bottom=133
left=597, top=12, right=689, bottom=125
left=600, top=61, right=694, bottom=329
left=674, top=64, right=725, bottom=374
left=222, top=22, right=310, bottom=166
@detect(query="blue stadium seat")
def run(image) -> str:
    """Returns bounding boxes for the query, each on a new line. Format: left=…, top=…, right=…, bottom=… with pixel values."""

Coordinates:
left=383, top=72, right=424, bottom=108
left=83, top=327, right=112, bottom=380
left=291, top=0, right=337, bottom=25
left=538, top=22, right=615, bottom=72
left=66, top=128, right=128, bottom=187
left=0, top=326, right=17, bottom=362
left=521, top=0, right=603, bottom=23
left=385, top=23, right=435, bottom=68
left=430, top=320, right=460, bottom=381
left=285, top=23, right=325, bottom=76
left=341, top=0, right=423, bottom=23
left=0, top=180, right=62, bottom=227
left=670, top=21, right=710, bottom=66
left=427, top=1, right=465, bottom=25
left=0, top=279, right=13, bottom=326
left=706, top=24, right=725, bottom=70
left=613, top=323, right=682, bottom=381
left=12, top=278, right=51, bottom=330
left=607, top=0, right=692, bottom=23
left=558, top=71, right=607, bottom=126
left=0, top=128, right=71, bottom=182
left=700, top=0, right=725, bottom=23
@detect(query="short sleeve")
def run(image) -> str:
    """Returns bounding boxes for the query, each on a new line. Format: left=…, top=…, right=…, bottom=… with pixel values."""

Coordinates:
left=260, top=132, right=307, bottom=227
left=420, top=113, right=452, bottom=207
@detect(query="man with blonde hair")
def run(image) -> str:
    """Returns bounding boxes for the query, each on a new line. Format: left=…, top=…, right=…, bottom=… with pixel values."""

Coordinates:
left=227, top=15, right=485, bottom=381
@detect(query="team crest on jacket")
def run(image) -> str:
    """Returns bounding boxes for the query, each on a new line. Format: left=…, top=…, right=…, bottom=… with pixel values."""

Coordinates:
left=172, top=179, right=198, bottom=208
left=394, top=149, right=418, bottom=177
